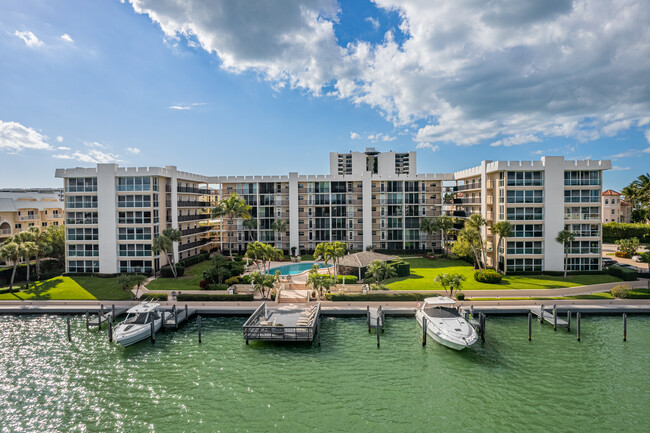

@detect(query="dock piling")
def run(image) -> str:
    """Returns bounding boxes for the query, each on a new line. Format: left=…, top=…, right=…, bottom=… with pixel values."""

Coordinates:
left=85, top=311, right=89, bottom=330
left=553, top=305, right=557, bottom=331
left=528, top=312, right=532, bottom=341
left=577, top=312, right=581, bottom=342
left=376, top=317, right=380, bottom=348
left=99, top=304, right=104, bottom=330
left=173, top=305, right=178, bottom=329
left=150, top=321, right=155, bottom=344
left=198, top=315, right=202, bottom=344
left=185, top=304, right=189, bottom=321
left=317, top=316, right=321, bottom=347
left=108, top=318, right=113, bottom=343
left=66, top=316, right=72, bottom=342
left=112, top=304, right=115, bottom=321
left=422, top=317, right=427, bottom=347
left=480, top=313, right=485, bottom=343
left=367, top=306, right=370, bottom=333
left=623, top=313, right=627, bottom=342
left=567, top=311, right=571, bottom=332
left=539, top=304, right=544, bottom=324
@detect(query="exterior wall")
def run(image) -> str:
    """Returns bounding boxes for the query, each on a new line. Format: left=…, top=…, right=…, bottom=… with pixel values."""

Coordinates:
left=0, top=190, right=64, bottom=244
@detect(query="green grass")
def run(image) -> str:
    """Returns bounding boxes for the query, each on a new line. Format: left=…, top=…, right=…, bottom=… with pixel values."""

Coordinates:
left=470, top=289, right=650, bottom=301
left=0, top=275, right=134, bottom=301
left=385, top=258, right=621, bottom=291
left=145, top=260, right=214, bottom=291
left=300, top=254, right=315, bottom=261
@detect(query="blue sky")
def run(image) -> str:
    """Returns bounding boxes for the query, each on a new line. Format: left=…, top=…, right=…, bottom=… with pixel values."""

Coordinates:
left=1, top=0, right=649, bottom=190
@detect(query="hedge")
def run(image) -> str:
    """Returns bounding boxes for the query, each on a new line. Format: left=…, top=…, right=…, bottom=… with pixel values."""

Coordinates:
left=206, top=284, right=229, bottom=291
left=325, top=292, right=430, bottom=302
left=607, top=265, right=638, bottom=281
left=176, top=293, right=254, bottom=302
left=161, top=265, right=185, bottom=278
left=178, top=252, right=210, bottom=268
left=335, top=275, right=358, bottom=284
left=474, top=269, right=503, bottom=284
left=390, top=261, right=411, bottom=277
left=0, top=261, right=64, bottom=285
left=603, top=223, right=650, bottom=243
left=140, top=293, right=168, bottom=301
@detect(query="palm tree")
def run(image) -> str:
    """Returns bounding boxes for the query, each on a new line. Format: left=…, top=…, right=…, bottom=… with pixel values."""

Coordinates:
left=243, top=218, right=257, bottom=244
left=638, top=252, right=650, bottom=275
left=245, top=241, right=264, bottom=272
left=153, top=228, right=181, bottom=278
left=556, top=230, right=576, bottom=278
left=0, top=241, right=22, bottom=290
left=465, top=214, right=488, bottom=266
left=365, top=260, right=396, bottom=286
left=210, top=193, right=251, bottom=257
left=433, top=272, right=466, bottom=298
left=27, top=226, right=51, bottom=280
left=457, top=227, right=483, bottom=270
left=271, top=219, right=287, bottom=248
left=131, top=274, right=147, bottom=299
left=435, top=215, right=454, bottom=258
left=419, top=218, right=437, bottom=255
left=491, top=221, right=513, bottom=273
left=622, top=173, right=650, bottom=222
left=314, top=242, right=334, bottom=276
left=21, top=241, right=38, bottom=285
left=117, top=274, right=134, bottom=297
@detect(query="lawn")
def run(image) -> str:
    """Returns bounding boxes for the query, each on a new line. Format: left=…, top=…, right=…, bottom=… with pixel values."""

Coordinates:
left=385, top=258, right=621, bottom=291
left=469, top=288, right=650, bottom=301
left=0, top=275, right=133, bottom=301
left=145, top=260, right=213, bottom=291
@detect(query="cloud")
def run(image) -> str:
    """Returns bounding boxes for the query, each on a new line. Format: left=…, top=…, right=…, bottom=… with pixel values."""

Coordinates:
left=53, top=149, right=121, bottom=164
left=126, top=147, right=141, bottom=154
left=57, top=146, right=71, bottom=151
left=365, top=17, right=380, bottom=30
left=609, top=146, right=650, bottom=159
left=350, top=132, right=361, bottom=140
left=83, top=141, right=105, bottom=148
left=645, top=130, right=650, bottom=144
left=368, top=133, right=396, bottom=142
left=14, top=30, right=43, bottom=48
left=611, top=166, right=632, bottom=171
left=490, top=134, right=542, bottom=147
left=169, top=102, right=206, bottom=110
left=127, top=0, right=650, bottom=148
left=56, top=136, right=63, bottom=142
left=416, top=142, right=439, bottom=152
left=60, top=33, right=74, bottom=43
left=0, top=120, right=52, bottom=152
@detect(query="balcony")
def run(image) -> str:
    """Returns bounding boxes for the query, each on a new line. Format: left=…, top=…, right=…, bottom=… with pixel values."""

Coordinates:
left=177, top=186, right=210, bottom=195
left=179, top=239, right=209, bottom=251
left=19, top=215, right=40, bottom=221
left=567, top=247, right=600, bottom=254
left=451, top=182, right=482, bottom=192
left=46, top=214, right=62, bottom=220
left=0, top=228, right=12, bottom=236
left=181, top=226, right=211, bottom=236
left=177, top=214, right=210, bottom=222
left=118, top=251, right=153, bottom=257
left=507, top=248, right=544, bottom=255
left=177, top=200, right=211, bottom=207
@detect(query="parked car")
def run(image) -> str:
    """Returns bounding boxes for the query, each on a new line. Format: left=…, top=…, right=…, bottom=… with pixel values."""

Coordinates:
left=601, top=257, right=617, bottom=267
left=616, top=263, right=638, bottom=271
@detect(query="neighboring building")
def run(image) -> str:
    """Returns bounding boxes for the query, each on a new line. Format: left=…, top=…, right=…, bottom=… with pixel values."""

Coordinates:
left=55, top=166, right=217, bottom=275
left=0, top=189, right=64, bottom=244
left=56, top=151, right=611, bottom=274
left=602, top=189, right=632, bottom=223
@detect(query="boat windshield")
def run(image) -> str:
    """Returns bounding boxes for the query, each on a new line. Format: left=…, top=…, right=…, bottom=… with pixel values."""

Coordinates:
left=131, top=313, right=150, bottom=324
left=424, top=307, right=460, bottom=319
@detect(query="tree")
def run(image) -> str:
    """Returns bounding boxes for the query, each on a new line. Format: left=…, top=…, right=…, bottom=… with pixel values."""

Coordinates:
left=456, top=227, right=483, bottom=270
left=622, top=173, right=650, bottom=223
left=27, top=226, right=52, bottom=280
left=435, top=215, right=454, bottom=258
left=21, top=241, right=38, bottom=285
left=245, top=241, right=264, bottom=272
left=0, top=241, right=22, bottom=290
left=365, top=260, right=396, bottom=287
left=307, top=267, right=335, bottom=299
left=314, top=242, right=334, bottom=276
left=271, top=219, right=287, bottom=248
left=152, top=228, right=182, bottom=278
left=243, top=218, right=257, bottom=243
left=465, top=214, right=488, bottom=266
left=420, top=218, right=437, bottom=255
left=251, top=271, right=276, bottom=299
left=210, top=193, right=251, bottom=258
left=117, top=274, right=134, bottom=297
left=131, top=274, right=147, bottom=299
left=44, top=224, right=65, bottom=265
left=433, top=272, right=466, bottom=298
left=329, top=242, right=347, bottom=282
left=556, top=230, right=576, bottom=278
left=615, top=237, right=640, bottom=258
left=638, top=252, right=650, bottom=274
left=491, top=221, right=514, bottom=274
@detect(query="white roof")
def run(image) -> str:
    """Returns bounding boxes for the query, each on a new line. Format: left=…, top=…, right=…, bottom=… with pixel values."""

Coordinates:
left=0, top=198, right=17, bottom=213
left=423, top=296, right=457, bottom=306
left=126, top=302, right=160, bottom=313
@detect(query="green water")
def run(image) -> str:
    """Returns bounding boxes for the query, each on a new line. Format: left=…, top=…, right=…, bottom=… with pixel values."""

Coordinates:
left=1, top=315, right=649, bottom=432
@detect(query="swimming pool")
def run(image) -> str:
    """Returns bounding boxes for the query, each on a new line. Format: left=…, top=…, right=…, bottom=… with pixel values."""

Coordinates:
left=268, top=262, right=331, bottom=275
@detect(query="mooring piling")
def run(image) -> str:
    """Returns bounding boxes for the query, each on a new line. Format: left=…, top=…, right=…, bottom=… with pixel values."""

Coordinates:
left=317, top=316, right=321, bottom=347
left=111, top=304, right=115, bottom=321
left=422, top=317, right=427, bottom=347
left=528, top=312, right=532, bottom=341
left=553, top=305, right=557, bottom=331
left=85, top=311, right=89, bottom=330
left=577, top=312, right=581, bottom=342
left=480, top=313, right=486, bottom=343
left=185, top=304, right=189, bottom=321
left=150, top=321, right=155, bottom=344
left=99, top=304, right=104, bottom=330
left=66, top=315, right=72, bottom=342
left=567, top=311, right=571, bottom=332
left=623, top=313, right=627, bottom=342
left=197, top=315, right=202, bottom=344
left=108, top=318, right=113, bottom=343
left=376, top=317, right=380, bottom=348
left=539, top=304, right=544, bottom=323
left=367, top=306, right=370, bottom=333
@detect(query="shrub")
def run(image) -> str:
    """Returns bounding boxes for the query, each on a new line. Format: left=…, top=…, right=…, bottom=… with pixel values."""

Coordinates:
left=456, top=292, right=465, bottom=300
left=325, top=292, right=429, bottom=302
left=199, top=279, right=210, bottom=289
left=615, top=237, right=640, bottom=258
left=614, top=251, right=629, bottom=258
left=225, top=276, right=241, bottom=286
left=176, top=293, right=254, bottom=302
left=178, top=253, right=209, bottom=268
left=603, top=223, right=650, bottom=243
left=474, top=269, right=503, bottom=284
left=160, top=265, right=185, bottom=278
left=335, top=275, right=358, bottom=284
left=611, top=284, right=631, bottom=299
left=240, top=275, right=252, bottom=284
left=0, top=287, right=15, bottom=294
left=140, top=293, right=168, bottom=301
left=607, top=265, right=638, bottom=281
left=207, top=284, right=228, bottom=291
left=390, top=260, right=411, bottom=277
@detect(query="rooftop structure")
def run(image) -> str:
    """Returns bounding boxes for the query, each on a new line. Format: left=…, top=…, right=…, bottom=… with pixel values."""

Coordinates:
left=0, top=189, right=64, bottom=243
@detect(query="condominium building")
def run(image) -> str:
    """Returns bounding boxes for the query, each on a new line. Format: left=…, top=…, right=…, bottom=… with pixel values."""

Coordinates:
left=56, top=150, right=611, bottom=274
left=0, top=189, right=64, bottom=243
left=602, top=189, right=632, bottom=223
left=55, top=166, right=216, bottom=274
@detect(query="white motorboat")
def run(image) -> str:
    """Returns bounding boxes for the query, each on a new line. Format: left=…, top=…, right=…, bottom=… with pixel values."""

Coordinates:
left=113, top=302, right=170, bottom=347
left=415, top=296, right=478, bottom=351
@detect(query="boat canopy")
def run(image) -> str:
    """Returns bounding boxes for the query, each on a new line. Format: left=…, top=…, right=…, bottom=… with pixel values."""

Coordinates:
left=423, top=296, right=457, bottom=306
left=126, top=302, right=160, bottom=314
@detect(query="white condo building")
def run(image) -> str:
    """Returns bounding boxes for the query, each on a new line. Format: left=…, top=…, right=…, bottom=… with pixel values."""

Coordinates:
left=56, top=149, right=611, bottom=275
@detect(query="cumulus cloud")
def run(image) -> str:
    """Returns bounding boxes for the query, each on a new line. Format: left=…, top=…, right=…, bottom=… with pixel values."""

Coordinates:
left=645, top=130, right=650, bottom=144
left=368, top=133, right=396, bottom=142
left=126, top=147, right=141, bottom=154
left=57, top=146, right=71, bottom=151
left=83, top=141, right=105, bottom=148
left=127, top=0, right=650, bottom=148
left=0, top=120, right=52, bottom=152
left=365, top=17, right=380, bottom=30
left=416, top=142, right=439, bottom=152
left=56, top=136, right=63, bottom=142
left=350, top=132, right=361, bottom=140
left=53, top=149, right=121, bottom=164
left=14, top=30, right=43, bottom=48
left=611, top=166, right=632, bottom=171
left=60, top=33, right=74, bottom=43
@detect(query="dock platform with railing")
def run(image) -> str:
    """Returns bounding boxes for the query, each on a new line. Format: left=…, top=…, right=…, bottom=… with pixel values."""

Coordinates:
left=243, top=302, right=321, bottom=344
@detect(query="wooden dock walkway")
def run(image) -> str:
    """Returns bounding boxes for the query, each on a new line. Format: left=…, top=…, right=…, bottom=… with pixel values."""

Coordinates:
left=367, top=306, right=384, bottom=332
left=86, top=305, right=128, bottom=328
left=530, top=305, right=569, bottom=328
left=161, top=305, right=197, bottom=329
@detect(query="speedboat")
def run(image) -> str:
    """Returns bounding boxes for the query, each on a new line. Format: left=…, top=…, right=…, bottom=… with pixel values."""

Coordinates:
left=415, top=296, right=478, bottom=351
left=113, top=302, right=170, bottom=346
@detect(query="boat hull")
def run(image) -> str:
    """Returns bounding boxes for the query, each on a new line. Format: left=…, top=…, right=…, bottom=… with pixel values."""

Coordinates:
left=114, top=314, right=168, bottom=347
left=416, top=312, right=476, bottom=351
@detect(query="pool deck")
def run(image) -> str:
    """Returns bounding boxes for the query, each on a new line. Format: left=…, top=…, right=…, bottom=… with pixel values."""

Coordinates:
left=1, top=299, right=650, bottom=316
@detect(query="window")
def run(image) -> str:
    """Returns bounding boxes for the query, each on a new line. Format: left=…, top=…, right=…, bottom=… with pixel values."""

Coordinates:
left=564, top=190, right=600, bottom=203
left=66, top=177, right=97, bottom=192
left=118, top=244, right=152, bottom=257
left=566, top=257, right=599, bottom=271
left=117, top=194, right=152, bottom=208
left=67, top=228, right=98, bottom=241
left=42, top=222, right=47, bottom=227
left=506, top=241, right=543, bottom=255
left=564, top=171, right=599, bottom=186
left=506, top=171, right=543, bottom=186
left=506, top=190, right=543, bottom=204
left=117, top=211, right=152, bottom=224
left=66, top=196, right=98, bottom=209
left=68, top=244, right=99, bottom=257
left=117, top=177, right=151, bottom=191
left=118, top=227, right=152, bottom=240
left=564, top=207, right=599, bottom=221
left=605, top=198, right=609, bottom=204
left=67, top=260, right=99, bottom=273
left=506, top=207, right=543, bottom=220
left=15, top=224, right=21, bottom=229
left=506, top=258, right=543, bottom=272
left=66, top=212, right=98, bottom=225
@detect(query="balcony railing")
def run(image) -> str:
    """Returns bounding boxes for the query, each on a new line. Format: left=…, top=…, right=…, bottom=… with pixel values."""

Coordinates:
left=0, top=229, right=12, bottom=235
left=181, top=226, right=211, bottom=236
left=567, top=247, right=600, bottom=254
left=571, top=230, right=600, bottom=237
left=19, top=215, right=40, bottom=221
left=177, top=214, right=210, bottom=222
left=179, top=239, right=209, bottom=251
left=177, top=186, right=211, bottom=195
left=564, top=180, right=600, bottom=186
left=177, top=200, right=211, bottom=207
left=507, top=248, right=544, bottom=255
left=450, top=183, right=482, bottom=192
left=118, top=251, right=153, bottom=257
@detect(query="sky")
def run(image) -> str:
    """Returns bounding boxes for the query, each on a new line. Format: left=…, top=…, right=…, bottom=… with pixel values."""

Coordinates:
left=0, top=0, right=649, bottom=191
